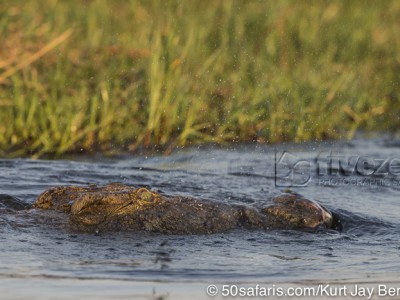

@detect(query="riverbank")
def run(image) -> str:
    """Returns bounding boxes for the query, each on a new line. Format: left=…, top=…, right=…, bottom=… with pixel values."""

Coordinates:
left=1, top=1, right=399, bottom=157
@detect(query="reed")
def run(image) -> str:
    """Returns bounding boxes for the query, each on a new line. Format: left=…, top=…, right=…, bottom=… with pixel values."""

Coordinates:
left=0, top=0, right=399, bottom=157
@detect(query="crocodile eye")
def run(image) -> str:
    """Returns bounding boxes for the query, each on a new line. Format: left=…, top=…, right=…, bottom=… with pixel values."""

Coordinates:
left=137, top=188, right=154, bottom=202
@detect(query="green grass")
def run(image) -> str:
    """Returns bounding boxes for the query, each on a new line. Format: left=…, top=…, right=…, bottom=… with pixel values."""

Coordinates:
left=0, top=0, right=399, bottom=157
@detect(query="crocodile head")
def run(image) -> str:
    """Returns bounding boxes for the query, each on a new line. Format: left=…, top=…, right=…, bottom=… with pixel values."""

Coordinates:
left=262, top=194, right=333, bottom=229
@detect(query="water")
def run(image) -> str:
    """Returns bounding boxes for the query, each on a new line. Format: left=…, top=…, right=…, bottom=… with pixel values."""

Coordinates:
left=1, top=138, right=400, bottom=299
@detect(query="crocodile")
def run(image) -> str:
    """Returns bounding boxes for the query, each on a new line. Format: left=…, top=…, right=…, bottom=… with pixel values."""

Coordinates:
left=32, top=183, right=341, bottom=234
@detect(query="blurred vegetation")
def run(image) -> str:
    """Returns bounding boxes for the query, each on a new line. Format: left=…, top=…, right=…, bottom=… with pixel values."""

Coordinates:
left=0, top=0, right=399, bottom=157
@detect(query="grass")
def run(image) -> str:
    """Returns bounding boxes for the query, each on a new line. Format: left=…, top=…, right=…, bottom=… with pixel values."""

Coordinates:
left=0, top=0, right=399, bottom=158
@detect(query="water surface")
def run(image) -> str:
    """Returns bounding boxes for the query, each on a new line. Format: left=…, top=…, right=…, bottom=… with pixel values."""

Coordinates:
left=1, top=138, right=399, bottom=299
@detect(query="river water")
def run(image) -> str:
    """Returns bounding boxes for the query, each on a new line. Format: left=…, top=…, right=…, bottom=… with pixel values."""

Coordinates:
left=1, top=138, right=400, bottom=299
